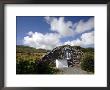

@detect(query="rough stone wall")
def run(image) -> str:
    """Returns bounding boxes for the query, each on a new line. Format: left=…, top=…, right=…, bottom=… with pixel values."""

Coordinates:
left=42, top=45, right=84, bottom=67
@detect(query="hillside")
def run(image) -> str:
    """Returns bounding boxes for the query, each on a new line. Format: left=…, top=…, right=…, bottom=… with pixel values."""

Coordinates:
left=16, top=45, right=50, bottom=53
left=16, top=45, right=50, bottom=62
left=16, top=45, right=94, bottom=74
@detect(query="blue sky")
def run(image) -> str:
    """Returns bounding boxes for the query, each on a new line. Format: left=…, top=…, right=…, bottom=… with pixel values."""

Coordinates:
left=16, top=16, right=94, bottom=50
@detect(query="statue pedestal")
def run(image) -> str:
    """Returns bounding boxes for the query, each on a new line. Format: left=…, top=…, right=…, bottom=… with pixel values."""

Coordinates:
left=56, top=59, right=68, bottom=68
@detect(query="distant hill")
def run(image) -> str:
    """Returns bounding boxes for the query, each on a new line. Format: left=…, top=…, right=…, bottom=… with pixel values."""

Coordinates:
left=16, top=45, right=50, bottom=53
left=16, top=45, right=94, bottom=54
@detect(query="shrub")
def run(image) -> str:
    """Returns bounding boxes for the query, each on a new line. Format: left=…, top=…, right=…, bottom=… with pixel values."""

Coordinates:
left=36, top=61, right=57, bottom=74
left=16, top=60, right=59, bottom=74
left=81, top=53, right=94, bottom=73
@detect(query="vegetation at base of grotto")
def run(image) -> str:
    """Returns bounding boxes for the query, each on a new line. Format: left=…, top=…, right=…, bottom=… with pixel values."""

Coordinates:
left=16, top=45, right=94, bottom=74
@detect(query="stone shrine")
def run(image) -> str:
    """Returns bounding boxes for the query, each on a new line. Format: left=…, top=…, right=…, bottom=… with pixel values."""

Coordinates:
left=42, top=45, right=83, bottom=68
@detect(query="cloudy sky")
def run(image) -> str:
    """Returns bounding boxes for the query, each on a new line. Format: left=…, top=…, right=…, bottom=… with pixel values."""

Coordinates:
left=16, top=16, right=94, bottom=50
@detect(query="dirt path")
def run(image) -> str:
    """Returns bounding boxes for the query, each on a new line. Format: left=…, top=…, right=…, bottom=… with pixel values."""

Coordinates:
left=57, top=66, right=93, bottom=74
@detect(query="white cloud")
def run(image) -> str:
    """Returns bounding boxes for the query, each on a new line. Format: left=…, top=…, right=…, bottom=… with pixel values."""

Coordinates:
left=23, top=31, right=94, bottom=50
left=64, top=31, right=94, bottom=47
left=44, top=17, right=74, bottom=37
left=27, top=31, right=34, bottom=36
left=44, top=16, right=94, bottom=36
left=81, top=31, right=94, bottom=45
left=64, top=39, right=82, bottom=46
left=23, top=17, right=94, bottom=50
left=75, top=17, right=94, bottom=33
left=23, top=31, right=61, bottom=50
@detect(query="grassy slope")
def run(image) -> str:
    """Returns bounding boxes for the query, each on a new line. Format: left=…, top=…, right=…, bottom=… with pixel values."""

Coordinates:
left=16, top=45, right=49, bottom=62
